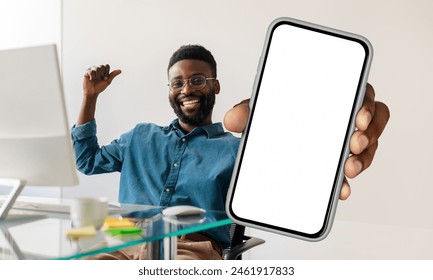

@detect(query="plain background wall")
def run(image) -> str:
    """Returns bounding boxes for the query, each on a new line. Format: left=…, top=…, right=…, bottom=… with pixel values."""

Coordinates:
left=2, top=0, right=433, bottom=259
left=0, top=0, right=60, bottom=50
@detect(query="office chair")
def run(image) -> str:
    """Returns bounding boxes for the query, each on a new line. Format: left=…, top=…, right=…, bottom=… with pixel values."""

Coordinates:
left=223, top=223, right=265, bottom=260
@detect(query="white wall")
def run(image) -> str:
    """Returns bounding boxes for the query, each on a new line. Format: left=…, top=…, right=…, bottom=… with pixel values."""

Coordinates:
left=0, top=0, right=60, bottom=50
left=4, top=0, right=432, bottom=259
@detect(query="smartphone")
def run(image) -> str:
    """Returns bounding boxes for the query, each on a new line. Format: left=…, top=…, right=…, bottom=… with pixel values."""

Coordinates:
left=226, top=17, right=373, bottom=241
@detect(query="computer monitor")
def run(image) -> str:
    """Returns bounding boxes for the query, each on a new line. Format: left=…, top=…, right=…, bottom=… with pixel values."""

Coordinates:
left=0, top=44, right=79, bottom=219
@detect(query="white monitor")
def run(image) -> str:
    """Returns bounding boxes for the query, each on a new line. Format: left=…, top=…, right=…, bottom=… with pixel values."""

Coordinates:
left=0, top=44, right=79, bottom=219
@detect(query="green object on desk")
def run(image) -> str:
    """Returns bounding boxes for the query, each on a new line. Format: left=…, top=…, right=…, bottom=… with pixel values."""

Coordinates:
left=104, top=227, right=142, bottom=236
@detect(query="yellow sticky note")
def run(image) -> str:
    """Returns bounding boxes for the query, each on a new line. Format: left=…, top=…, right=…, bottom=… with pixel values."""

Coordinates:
left=103, top=216, right=135, bottom=228
left=66, top=225, right=97, bottom=238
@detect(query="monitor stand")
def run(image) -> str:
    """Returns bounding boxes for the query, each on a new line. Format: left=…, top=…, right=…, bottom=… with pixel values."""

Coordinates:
left=0, top=178, right=26, bottom=220
left=0, top=179, right=47, bottom=259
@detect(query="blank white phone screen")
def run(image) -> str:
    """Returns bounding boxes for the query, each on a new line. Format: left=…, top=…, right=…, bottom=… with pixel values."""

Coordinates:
left=231, top=24, right=367, bottom=235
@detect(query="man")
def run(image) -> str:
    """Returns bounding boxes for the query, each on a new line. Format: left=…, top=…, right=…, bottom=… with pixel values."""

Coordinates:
left=71, top=45, right=389, bottom=259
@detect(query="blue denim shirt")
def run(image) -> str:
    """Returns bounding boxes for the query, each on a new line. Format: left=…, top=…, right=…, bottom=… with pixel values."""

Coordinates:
left=71, top=119, right=239, bottom=246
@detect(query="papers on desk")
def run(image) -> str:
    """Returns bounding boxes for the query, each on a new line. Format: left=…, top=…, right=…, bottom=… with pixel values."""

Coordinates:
left=66, top=216, right=142, bottom=238
left=103, top=216, right=135, bottom=228
left=102, top=216, right=142, bottom=237
left=104, top=227, right=142, bottom=236
left=66, top=225, right=97, bottom=238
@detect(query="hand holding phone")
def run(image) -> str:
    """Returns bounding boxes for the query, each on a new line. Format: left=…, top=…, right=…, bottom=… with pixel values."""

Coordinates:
left=226, top=17, right=373, bottom=241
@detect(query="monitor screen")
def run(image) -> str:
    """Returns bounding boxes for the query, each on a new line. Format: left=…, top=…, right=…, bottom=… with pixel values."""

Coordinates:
left=0, top=44, right=78, bottom=218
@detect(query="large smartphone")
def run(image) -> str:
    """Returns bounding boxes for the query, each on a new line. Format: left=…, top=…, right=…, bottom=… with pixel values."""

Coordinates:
left=226, top=17, right=373, bottom=241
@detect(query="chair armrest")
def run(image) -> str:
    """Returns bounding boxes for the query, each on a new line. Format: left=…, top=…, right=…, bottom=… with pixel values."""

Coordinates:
left=223, top=235, right=265, bottom=260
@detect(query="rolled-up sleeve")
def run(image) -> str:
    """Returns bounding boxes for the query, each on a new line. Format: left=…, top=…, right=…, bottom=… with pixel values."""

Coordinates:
left=71, top=119, right=97, bottom=141
left=71, top=119, right=128, bottom=175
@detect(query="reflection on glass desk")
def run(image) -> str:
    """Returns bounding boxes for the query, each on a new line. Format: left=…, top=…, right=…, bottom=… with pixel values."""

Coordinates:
left=0, top=204, right=231, bottom=260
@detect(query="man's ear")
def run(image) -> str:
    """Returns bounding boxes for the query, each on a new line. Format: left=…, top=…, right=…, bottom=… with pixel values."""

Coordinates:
left=214, top=79, right=221, bottom=94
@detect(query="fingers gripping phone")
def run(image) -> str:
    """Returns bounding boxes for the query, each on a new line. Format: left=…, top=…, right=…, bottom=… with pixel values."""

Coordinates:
left=226, top=17, right=373, bottom=241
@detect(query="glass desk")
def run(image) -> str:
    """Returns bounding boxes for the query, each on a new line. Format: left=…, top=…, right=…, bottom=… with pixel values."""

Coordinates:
left=0, top=204, right=231, bottom=260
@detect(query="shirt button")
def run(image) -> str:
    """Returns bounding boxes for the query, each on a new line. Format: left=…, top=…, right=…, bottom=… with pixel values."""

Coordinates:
left=165, top=188, right=171, bottom=193
left=181, top=138, right=186, bottom=142
left=173, top=163, right=178, bottom=168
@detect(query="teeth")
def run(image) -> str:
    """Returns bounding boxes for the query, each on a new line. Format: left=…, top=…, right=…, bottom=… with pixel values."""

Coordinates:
left=182, top=100, right=200, bottom=106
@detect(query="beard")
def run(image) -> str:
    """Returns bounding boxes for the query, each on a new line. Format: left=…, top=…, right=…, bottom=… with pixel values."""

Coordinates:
left=169, top=90, right=216, bottom=127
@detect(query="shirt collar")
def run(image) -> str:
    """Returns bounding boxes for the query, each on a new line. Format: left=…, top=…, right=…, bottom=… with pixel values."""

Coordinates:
left=169, top=119, right=225, bottom=139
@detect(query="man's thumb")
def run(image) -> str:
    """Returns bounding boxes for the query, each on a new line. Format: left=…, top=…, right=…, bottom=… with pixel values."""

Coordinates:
left=107, top=69, right=122, bottom=84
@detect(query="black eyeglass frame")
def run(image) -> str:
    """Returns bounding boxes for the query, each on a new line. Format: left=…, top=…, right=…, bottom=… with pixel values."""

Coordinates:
left=167, top=74, right=216, bottom=92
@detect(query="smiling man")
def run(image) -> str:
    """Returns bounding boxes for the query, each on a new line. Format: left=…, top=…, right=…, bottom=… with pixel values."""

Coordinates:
left=168, top=58, right=219, bottom=132
left=71, top=45, right=389, bottom=260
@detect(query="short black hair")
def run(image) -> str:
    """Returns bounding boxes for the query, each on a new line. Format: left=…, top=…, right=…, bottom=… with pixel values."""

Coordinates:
left=168, top=45, right=217, bottom=77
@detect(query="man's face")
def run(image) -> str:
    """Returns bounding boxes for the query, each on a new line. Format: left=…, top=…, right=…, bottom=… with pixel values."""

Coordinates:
left=168, top=59, right=220, bottom=128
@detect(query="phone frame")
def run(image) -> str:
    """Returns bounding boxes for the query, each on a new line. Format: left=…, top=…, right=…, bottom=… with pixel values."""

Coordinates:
left=226, top=17, right=373, bottom=241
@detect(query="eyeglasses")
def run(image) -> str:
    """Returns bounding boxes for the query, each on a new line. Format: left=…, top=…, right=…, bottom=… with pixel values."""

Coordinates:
left=167, top=74, right=216, bottom=92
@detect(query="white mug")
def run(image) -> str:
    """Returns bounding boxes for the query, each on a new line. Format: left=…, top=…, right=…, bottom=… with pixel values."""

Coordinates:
left=70, top=197, right=108, bottom=229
